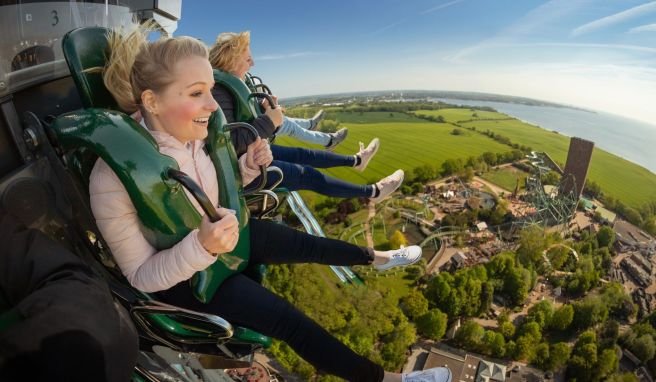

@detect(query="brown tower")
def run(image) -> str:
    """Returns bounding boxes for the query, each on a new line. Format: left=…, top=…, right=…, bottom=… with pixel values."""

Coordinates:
left=562, top=137, right=594, bottom=199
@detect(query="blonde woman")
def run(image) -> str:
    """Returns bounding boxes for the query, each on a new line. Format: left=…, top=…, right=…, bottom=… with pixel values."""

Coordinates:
left=210, top=31, right=405, bottom=203
left=89, top=26, right=448, bottom=382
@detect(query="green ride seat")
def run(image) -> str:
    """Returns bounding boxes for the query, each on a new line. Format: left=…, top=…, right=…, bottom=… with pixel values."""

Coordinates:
left=57, top=26, right=271, bottom=350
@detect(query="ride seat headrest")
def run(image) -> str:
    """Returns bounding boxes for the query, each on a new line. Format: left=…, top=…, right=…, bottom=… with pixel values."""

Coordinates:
left=62, top=27, right=119, bottom=110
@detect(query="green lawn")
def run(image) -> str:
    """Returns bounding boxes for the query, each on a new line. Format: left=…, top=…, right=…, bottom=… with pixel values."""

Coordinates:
left=414, top=108, right=511, bottom=123
left=279, top=109, right=656, bottom=209
left=481, top=166, right=531, bottom=192
left=275, top=113, right=512, bottom=185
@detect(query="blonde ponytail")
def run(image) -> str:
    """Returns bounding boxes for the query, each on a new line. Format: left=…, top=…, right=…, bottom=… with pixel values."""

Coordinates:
left=101, top=22, right=209, bottom=113
left=103, top=26, right=149, bottom=113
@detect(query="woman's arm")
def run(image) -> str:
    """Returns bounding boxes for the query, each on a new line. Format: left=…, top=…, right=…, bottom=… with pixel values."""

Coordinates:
left=89, top=159, right=217, bottom=293
left=212, top=84, right=277, bottom=156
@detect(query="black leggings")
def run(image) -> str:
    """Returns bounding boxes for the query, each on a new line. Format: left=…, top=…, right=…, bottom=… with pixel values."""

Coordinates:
left=159, top=219, right=385, bottom=381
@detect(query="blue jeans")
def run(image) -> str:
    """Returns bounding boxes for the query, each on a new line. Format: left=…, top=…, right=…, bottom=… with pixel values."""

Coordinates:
left=276, top=116, right=331, bottom=146
left=267, top=145, right=373, bottom=198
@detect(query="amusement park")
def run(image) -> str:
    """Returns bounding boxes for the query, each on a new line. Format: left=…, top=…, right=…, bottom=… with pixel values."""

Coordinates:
left=2, top=1, right=656, bottom=382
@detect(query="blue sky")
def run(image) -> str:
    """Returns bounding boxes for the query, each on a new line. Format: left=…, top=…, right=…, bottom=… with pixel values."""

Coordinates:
left=176, top=1, right=656, bottom=125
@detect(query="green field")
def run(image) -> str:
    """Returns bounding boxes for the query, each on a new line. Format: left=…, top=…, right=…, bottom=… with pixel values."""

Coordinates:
left=276, top=112, right=512, bottom=185
left=414, top=108, right=511, bottom=123
left=278, top=109, right=656, bottom=209
left=481, top=166, right=531, bottom=192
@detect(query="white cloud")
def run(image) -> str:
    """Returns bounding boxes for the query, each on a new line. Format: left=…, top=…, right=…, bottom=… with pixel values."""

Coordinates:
left=628, top=23, right=656, bottom=33
left=571, top=1, right=656, bottom=37
left=420, top=0, right=465, bottom=15
left=368, top=19, right=407, bottom=36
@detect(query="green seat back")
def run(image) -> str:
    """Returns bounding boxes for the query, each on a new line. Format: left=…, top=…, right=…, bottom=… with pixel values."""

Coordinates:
left=62, top=27, right=119, bottom=110
left=213, top=69, right=260, bottom=121
left=50, top=110, right=251, bottom=296
left=59, top=27, right=268, bottom=347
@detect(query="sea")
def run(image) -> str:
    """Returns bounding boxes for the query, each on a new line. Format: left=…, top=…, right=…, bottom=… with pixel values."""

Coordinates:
left=431, top=98, right=656, bottom=174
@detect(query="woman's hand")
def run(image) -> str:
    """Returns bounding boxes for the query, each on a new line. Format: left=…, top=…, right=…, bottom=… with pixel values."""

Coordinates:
left=261, top=95, right=286, bottom=114
left=197, top=208, right=239, bottom=255
left=245, top=137, right=273, bottom=170
left=263, top=103, right=284, bottom=127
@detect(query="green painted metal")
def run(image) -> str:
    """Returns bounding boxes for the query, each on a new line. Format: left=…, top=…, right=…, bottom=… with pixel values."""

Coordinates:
left=233, top=326, right=272, bottom=348
left=62, top=27, right=119, bottom=110
left=57, top=26, right=270, bottom=347
left=50, top=109, right=250, bottom=301
left=192, top=110, right=252, bottom=301
left=213, top=69, right=259, bottom=121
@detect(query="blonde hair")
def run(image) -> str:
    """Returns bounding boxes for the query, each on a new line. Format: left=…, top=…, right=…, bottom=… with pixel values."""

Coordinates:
left=102, top=24, right=209, bottom=113
left=208, top=31, right=250, bottom=74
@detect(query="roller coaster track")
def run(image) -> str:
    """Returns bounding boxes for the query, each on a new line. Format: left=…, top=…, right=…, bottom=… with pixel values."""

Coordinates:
left=286, top=191, right=363, bottom=285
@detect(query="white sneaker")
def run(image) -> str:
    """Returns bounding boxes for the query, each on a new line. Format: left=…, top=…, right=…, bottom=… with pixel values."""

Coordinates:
left=375, top=245, right=422, bottom=271
left=370, top=169, right=404, bottom=204
left=354, top=138, right=380, bottom=172
left=402, top=367, right=452, bottom=382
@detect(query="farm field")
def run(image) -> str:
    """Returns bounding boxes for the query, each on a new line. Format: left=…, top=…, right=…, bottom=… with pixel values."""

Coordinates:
left=275, top=112, right=512, bottom=185
left=481, top=166, right=532, bottom=193
left=278, top=109, right=656, bottom=209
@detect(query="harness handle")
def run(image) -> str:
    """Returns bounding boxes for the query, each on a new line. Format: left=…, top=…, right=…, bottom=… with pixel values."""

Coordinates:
left=167, top=168, right=221, bottom=223
left=223, top=122, right=268, bottom=195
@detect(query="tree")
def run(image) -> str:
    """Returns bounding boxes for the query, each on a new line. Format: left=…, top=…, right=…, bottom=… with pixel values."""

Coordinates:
left=412, top=164, right=437, bottom=182
left=545, top=342, right=571, bottom=371
left=388, top=230, right=407, bottom=250
left=451, top=128, right=464, bottom=135
left=400, top=290, right=429, bottom=320
left=567, top=331, right=598, bottom=381
left=594, top=348, right=619, bottom=381
left=629, top=335, right=656, bottom=363
left=532, top=342, right=550, bottom=368
left=514, top=335, right=535, bottom=361
left=441, top=158, right=464, bottom=176
left=518, top=321, right=542, bottom=343
left=454, top=320, right=484, bottom=349
left=503, top=267, right=529, bottom=306
left=416, top=309, right=448, bottom=341
left=550, top=304, right=574, bottom=331
left=480, top=151, right=498, bottom=166
left=481, top=331, right=506, bottom=358
left=573, top=297, right=608, bottom=330
left=517, top=225, right=548, bottom=267
left=499, top=320, right=516, bottom=340
left=527, top=300, right=554, bottom=329
left=596, top=226, right=616, bottom=248
left=606, top=373, right=640, bottom=382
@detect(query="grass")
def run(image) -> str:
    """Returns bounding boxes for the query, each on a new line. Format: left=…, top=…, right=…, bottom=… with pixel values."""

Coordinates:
left=481, top=166, right=532, bottom=192
left=414, top=108, right=511, bottom=123
left=280, top=108, right=656, bottom=209
left=275, top=112, right=512, bottom=185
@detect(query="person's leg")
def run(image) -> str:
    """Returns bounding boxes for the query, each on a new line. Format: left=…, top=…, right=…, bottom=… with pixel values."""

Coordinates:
left=272, top=145, right=356, bottom=168
left=271, top=160, right=374, bottom=198
left=277, top=117, right=332, bottom=146
left=248, top=218, right=373, bottom=265
left=159, top=276, right=385, bottom=382
left=286, top=116, right=312, bottom=130
left=247, top=218, right=422, bottom=272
